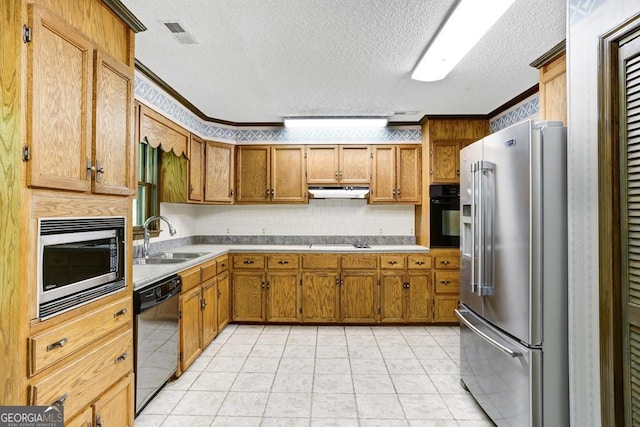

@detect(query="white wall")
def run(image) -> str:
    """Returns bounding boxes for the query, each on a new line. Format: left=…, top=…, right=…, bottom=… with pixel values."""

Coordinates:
left=149, top=200, right=415, bottom=242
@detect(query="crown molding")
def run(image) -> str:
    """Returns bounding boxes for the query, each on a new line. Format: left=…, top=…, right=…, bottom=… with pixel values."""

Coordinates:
left=101, top=0, right=146, bottom=32
left=530, top=40, right=566, bottom=69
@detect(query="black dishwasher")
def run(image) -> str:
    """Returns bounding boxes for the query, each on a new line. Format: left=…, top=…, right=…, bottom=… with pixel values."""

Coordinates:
left=133, top=275, right=181, bottom=415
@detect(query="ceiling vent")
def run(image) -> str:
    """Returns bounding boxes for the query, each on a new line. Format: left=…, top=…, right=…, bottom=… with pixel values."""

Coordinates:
left=161, top=20, right=198, bottom=45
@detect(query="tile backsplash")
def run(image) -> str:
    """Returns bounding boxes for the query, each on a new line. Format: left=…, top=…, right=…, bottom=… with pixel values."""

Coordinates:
left=135, top=199, right=416, bottom=251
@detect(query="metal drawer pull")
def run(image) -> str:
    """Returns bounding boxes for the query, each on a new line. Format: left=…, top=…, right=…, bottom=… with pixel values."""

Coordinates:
left=114, top=352, right=128, bottom=364
left=388, top=261, right=397, bottom=265
left=114, top=308, right=127, bottom=318
left=221, top=263, right=227, bottom=268
left=415, top=261, right=425, bottom=265
left=51, top=393, right=68, bottom=407
left=244, top=260, right=254, bottom=264
left=47, top=338, right=68, bottom=351
left=455, top=310, right=522, bottom=358
left=440, top=280, right=450, bottom=285
left=278, top=260, right=289, bottom=264
left=440, top=260, right=450, bottom=265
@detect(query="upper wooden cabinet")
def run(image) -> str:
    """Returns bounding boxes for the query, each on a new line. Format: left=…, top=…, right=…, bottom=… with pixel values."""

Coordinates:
left=26, top=5, right=134, bottom=196
left=371, top=145, right=421, bottom=204
left=186, top=137, right=235, bottom=204
left=307, top=145, right=370, bottom=185
left=188, top=135, right=205, bottom=202
left=236, top=145, right=307, bottom=203
left=430, top=140, right=460, bottom=183
left=204, top=141, right=235, bottom=203
left=538, top=53, right=567, bottom=125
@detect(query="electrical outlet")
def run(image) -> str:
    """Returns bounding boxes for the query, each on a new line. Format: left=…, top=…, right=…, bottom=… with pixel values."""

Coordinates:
left=226, top=228, right=230, bottom=234
left=379, top=228, right=383, bottom=235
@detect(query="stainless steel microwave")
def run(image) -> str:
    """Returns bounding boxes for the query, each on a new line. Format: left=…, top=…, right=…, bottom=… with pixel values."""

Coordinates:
left=37, top=216, right=126, bottom=318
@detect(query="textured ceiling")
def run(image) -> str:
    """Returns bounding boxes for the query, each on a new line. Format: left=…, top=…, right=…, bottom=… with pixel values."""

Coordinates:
left=123, top=0, right=566, bottom=124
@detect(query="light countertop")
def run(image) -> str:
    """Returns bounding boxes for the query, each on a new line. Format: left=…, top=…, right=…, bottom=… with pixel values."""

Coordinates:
left=133, top=244, right=429, bottom=291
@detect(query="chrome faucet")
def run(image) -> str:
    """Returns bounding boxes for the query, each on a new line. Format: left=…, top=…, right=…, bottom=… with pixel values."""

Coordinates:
left=143, top=215, right=177, bottom=258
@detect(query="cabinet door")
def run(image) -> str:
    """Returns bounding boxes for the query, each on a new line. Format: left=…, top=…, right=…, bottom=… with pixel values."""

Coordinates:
left=302, top=272, right=340, bottom=322
left=180, top=287, right=202, bottom=371
left=406, top=271, right=432, bottom=323
left=232, top=272, right=265, bottom=321
left=371, top=146, right=396, bottom=202
left=341, top=271, right=378, bottom=323
left=27, top=5, right=93, bottom=192
left=92, top=50, right=134, bottom=196
left=380, top=272, right=405, bottom=323
left=201, top=279, right=218, bottom=347
left=339, top=145, right=370, bottom=184
left=306, top=146, right=339, bottom=184
left=65, top=407, right=92, bottom=427
left=236, top=146, right=270, bottom=202
left=431, top=140, right=460, bottom=183
left=266, top=272, right=301, bottom=322
left=434, top=295, right=459, bottom=323
left=205, top=141, right=234, bottom=203
left=94, top=374, right=134, bottom=427
left=217, top=272, right=230, bottom=331
left=396, top=145, right=421, bottom=203
left=189, top=135, right=205, bottom=202
left=271, top=146, right=307, bottom=203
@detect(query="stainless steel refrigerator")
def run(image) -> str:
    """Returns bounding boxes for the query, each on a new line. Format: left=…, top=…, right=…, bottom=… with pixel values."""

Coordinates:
left=456, top=119, right=568, bottom=426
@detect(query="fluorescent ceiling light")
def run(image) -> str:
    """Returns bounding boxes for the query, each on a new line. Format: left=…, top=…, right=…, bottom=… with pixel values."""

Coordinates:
left=411, top=0, right=515, bottom=82
left=284, top=117, right=388, bottom=128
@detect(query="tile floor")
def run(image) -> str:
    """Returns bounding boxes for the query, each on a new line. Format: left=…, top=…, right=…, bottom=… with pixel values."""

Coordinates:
left=135, top=324, right=494, bottom=426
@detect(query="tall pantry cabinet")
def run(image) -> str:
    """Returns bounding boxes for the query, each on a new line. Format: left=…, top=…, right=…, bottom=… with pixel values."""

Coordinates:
left=0, top=0, right=144, bottom=424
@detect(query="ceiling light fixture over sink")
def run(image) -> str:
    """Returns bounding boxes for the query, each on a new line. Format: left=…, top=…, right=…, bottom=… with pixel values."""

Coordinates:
left=411, top=0, right=515, bottom=82
left=284, top=117, right=388, bottom=128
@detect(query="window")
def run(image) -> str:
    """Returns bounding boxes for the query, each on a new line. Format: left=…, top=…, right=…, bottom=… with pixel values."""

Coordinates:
left=133, top=139, right=160, bottom=239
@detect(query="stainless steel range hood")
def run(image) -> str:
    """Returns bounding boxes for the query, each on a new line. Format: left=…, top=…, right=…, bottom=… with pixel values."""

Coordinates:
left=308, top=186, right=370, bottom=199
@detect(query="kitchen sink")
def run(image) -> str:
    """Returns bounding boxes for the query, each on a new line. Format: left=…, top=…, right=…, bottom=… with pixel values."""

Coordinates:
left=132, top=257, right=188, bottom=265
left=147, top=252, right=210, bottom=259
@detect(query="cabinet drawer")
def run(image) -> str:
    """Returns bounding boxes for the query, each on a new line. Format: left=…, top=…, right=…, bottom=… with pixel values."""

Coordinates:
left=200, top=259, right=217, bottom=282
left=233, top=255, right=265, bottom=269
left=216, top=255, right=229, bottom=274
left=433, top=252, right=459, bottom=270
left=434, top=271, right=460, bottom=294
left=29, top=328, right=133, bottom=422
left=380, top=255, right=406, bottom=270
left=29, top=297, right=131, bottom=376
left=302, top=254, right=339, bottom=270
left=180, top=266, right=201, bottom=292
left=407, top=254, right=432, bottom=269
left=341, top=254, right=377, bottom=270
left=268, top=254, right=299, bottom=269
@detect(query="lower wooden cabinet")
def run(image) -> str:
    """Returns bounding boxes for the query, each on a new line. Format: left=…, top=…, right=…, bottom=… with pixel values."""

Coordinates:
left=301, top=271, right=340, bottom=322
left=217, top=271, right=230, bottom=331
left=93, top=374, right=134, bottom=427
left=232, top=271, right=266, bottom=321
left=29, top=328, right=133, bottom=422
left=179, top=256, right=231, bottom=372
left=230, top=252, right=442, bottom=325
left=180, top=285, right=204, bottom=371
left=65, top=374, right=134, bottom=427
left=380, top=270, right=432, bottom=323
left=232, top=255, right=301, bottom=322
left=266, top=271, right=301, bottom=322
left=431, top=249, right=460, bottom=323
left=341, top=271, right=378, bottom=323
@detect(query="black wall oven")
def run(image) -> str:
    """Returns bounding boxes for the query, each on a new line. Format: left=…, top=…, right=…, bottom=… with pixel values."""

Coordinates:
left=430, top=184, right=460, bottom=248
left=37, top=216, right=126, bottom=318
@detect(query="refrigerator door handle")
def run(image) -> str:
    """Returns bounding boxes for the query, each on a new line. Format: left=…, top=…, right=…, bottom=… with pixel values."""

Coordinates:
left=470, top=161, right=478, bottom=294
left=477, top=160, right=495, bottom=297
left=455, top=309, right=522, bottom=358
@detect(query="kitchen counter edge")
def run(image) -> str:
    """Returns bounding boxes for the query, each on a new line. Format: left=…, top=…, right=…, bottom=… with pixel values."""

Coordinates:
left=133, top=244, right=430, bottom=291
